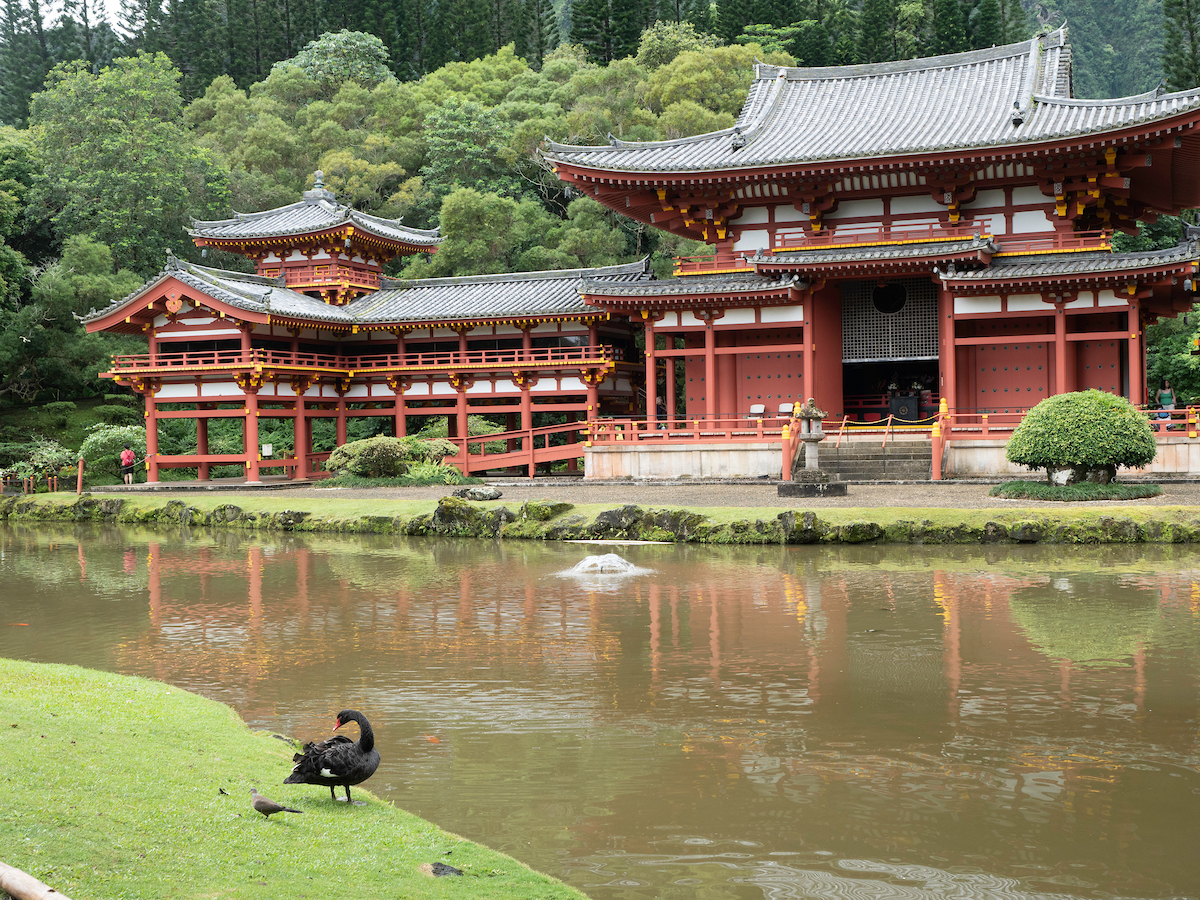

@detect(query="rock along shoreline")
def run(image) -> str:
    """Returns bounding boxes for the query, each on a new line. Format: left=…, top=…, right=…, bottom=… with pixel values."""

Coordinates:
left=4, top=493, right=1200, bottom=544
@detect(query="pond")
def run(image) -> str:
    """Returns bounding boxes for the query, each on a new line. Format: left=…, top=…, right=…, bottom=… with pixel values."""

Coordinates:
left=2, top=523, right=1199, bottom=900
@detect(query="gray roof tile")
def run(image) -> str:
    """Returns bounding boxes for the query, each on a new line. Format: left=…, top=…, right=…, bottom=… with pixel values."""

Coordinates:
left=940, top=241, right=1200, bottom=281
left=189, top=192, right=441, bottom=248
left=355, top=260, right=651, bottom=322
left=84, top=257, right=653, bottom=327
left=751, top=237, right=997, bottom=266
left=580, top=272, right=802, bottom=297
left=545, top=29, right=1200, bottom=174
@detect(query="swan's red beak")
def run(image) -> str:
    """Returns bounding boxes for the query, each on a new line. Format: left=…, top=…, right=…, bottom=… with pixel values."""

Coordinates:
left=334, top=718, right=343, bottom=730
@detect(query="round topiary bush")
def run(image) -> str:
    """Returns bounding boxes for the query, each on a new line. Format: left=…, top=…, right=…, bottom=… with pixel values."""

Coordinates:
left=327, top=436, right=411, bottom=478
left=1005, top=390, right=1156, bottom=484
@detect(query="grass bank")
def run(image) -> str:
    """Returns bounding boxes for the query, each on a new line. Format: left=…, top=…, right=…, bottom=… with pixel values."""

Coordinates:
left=4, top=491, right=1200, bottom=543
left=0, top=658, right=587, bottom=900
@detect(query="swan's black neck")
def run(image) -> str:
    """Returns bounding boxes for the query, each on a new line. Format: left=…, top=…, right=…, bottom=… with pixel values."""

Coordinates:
left=340, top=710, right=374, bottom=753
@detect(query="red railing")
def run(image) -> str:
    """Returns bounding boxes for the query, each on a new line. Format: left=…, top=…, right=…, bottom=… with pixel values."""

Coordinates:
left=672, top=254, right=755, bottom=275
left=774, top=223, right=984, bottom=251
left=261, top=265, right=382, bottom=289
left=995, top=231, right=1111, bottom=255
left=589, top=416, right=790, bottom=444
left=444, top=421, right=588, bottom=477
left=107, top=345, right=616, bottom=375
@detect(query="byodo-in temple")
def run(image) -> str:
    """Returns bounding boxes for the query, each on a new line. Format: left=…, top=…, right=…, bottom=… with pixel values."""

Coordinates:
left=86, top=28, right=1200, bottom=481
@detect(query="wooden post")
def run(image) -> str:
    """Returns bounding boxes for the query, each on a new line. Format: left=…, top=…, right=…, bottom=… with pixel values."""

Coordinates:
left=931, top=415, right=943, bottom=481
left=245, top=391, right=261, bottom=482
left=704, top=318, right=716, bottom=421
left=197, top=410, right=210, bottom=481
left=645, top=315, right=657, bottom=426
left=1128, top=302, right=1144, bottom=405
left=76, top=458, right=84, bottom=495
left=666, top=352, right=677, bottom=425
left=521, top=382, right=534, bottom=478
left=293, top=398, right=307, bottom=478
left=939, top=286, right=957, bottom=413
left=145, top=393, right=159, bottom=483
left=1054, top=306, right=1067, bottom=395
left=336, top=397, right=348, bottom=446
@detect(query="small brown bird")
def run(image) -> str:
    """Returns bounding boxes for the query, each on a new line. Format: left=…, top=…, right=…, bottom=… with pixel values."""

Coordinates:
left=250, top=788, right=304, bottom=818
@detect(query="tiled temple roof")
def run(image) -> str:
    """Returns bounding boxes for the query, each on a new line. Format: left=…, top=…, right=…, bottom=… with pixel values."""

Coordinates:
left=939, top=241, right=1200, bottom=282
left=355, top=259, right=652, bottom=323
left=750, top=237, right=998, bottom=267
left=83, top=257, right=653, bottom=327
left=580, top=271, right=803, bottom=297
left=544, top=29, right=1200, bottom=173
left=188, top=185, right=441, bottom=248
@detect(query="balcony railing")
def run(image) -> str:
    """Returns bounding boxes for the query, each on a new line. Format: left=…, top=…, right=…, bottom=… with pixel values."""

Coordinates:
left=773, top=223, right=985, bottom=251
left=261, top=264, right=382, bottom=289
left=107, top=345, right=616, bottom=376
left=993, top=230, right=1112, bottom=255
left=672, top=254, right=755, bottom=276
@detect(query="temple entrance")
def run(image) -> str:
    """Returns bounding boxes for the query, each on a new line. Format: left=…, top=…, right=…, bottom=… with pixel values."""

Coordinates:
left=842, top=359, right=939, bottom=422
left=841, top=278, right=940, bottom=422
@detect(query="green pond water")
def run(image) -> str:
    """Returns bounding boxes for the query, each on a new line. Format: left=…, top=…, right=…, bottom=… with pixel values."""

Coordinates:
left=2, top=523, right=1199, bottom=900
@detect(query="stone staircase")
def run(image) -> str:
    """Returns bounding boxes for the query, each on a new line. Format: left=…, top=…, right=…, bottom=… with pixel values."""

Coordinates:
left=801, top=440, right=933, bottom=481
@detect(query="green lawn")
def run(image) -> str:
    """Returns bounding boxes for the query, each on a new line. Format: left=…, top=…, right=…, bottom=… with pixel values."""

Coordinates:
left=0, top=659, right=588, bottom=900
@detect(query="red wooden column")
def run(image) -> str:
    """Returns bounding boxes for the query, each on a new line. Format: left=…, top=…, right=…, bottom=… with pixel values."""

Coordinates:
left=704, top=316, right=716, bottom=420
left=1054, top=305, right=1067, bottom=395
left=197, top=404, right=210, bottom=481
left=666, top=340, right=677, bottom=423
left=938, top=286, right=957, bottom=412
left=586, top=322, right=600, bottom=419
left=1128, top=301, right=1144, bottom=404
left=802, top=309, right=815, bottom=405
left=245, top=390, right=261, bottom=482
left=293, top=397, right=307, bottom=478
left=394, top=333, right=407, bottom=437
left=335, top=395, right=347, bottom=446
left=145, top=388, right=159, bottom=483
left=644, top=314, right=657, bottom=424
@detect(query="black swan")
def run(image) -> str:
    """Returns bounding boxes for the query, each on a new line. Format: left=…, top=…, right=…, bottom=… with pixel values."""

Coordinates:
left=284, top=709, right=381, bottom=802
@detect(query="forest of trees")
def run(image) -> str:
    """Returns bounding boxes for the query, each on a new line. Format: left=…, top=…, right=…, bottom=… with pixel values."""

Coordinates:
left=0, top=0, right=1194, bottom=408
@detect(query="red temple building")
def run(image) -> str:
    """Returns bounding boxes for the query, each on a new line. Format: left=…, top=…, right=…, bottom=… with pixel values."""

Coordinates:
left=545, top=28, right=1200, bottom=476
left=84, top=175, right=643, bottom=481
left=87, top=30, right=1200, bottom=481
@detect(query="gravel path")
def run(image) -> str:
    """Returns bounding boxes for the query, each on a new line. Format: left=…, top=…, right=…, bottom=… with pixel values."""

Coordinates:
left=251, top=480, right=1200, bottom=510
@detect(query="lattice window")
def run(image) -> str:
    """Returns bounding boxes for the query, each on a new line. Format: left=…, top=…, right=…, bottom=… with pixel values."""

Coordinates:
left=841, top=278, right=939, bottom=362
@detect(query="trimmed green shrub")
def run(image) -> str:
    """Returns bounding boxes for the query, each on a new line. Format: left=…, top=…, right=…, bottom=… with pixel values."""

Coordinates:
left=327, top=436, right=411, bottom=477
left=989, top=481, right=1163, bottom=501
left=1006, top=390, right=1157, bottom=484
left=80, top=423, right=147, bottom=478
left=41, top=400, right=77, bottom=428
left=94, top=404, right=141, bottom=426
left=326, top=435, right=460, bottom=478
left=103, top=392, right=140, bottom=407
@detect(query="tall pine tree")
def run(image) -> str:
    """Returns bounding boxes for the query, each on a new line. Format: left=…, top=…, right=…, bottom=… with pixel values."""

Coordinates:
left=571, top=0, right=642, bottom=62
left=1164, top=0, right=1200, bottom=90
left=931, top=0, right=967, bottom=55
left=857, top=0, right=898, bottom=62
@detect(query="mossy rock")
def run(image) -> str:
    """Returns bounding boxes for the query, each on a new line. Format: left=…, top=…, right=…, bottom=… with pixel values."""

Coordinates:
left=430, top=497, right=492, bottom=536
left=269, top=509, right=310, bottom=530
left=983, top=521, right=1011, bottom=542
left=480, top=506, right=517, bottom=537
left=1007, top=519, right=1048, bottom=542
left=520, top=500, right=574, bottom=521
left=589, top=505, right=646, bottom=539
left=70, top=496, right=126, bottom=522
left=159, top=499, right=203, bottom=526
left=834, top=521, right=883, bottom=543
left=542, top=514, right=592, bottom=541
left=642, top=508, right=708, bottom=541
left=207, top=503, right=244, bottom=525
left=780, top=510, right=828, bottom=544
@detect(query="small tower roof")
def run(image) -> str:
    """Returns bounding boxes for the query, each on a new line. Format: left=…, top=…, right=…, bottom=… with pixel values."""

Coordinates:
left=188, top=171, right=441, bottom=252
